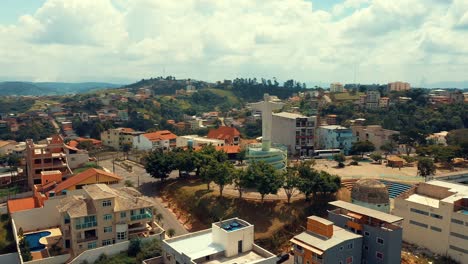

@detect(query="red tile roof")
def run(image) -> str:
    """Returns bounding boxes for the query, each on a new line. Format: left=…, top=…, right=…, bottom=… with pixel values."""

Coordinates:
left=119, top=127, right=135, bottom=133
left=216, top=145, right=241, bottom=154
left=68, top=140, right=79, bottom=148
left=7, top=197, right=37, bottom=213
left=52, top=168, right=122, bottom=194
left=76, top=137, right=102, bottom=145
left=207, top=126, right=240, bottom=142
left=143, top=130, right=177, bottom=142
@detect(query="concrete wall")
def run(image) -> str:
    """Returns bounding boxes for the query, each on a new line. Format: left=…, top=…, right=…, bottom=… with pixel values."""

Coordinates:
left=133, top=135, right=153, bottom=151
left=11, top=197, right=62, bottom=232
left=0, top=252, right=20, bottom=264
left=212, top=222, right=254, bottom=257
left=271, top=115, right=296, bottom=155
left=27, top=254, right=70, bottom=264
left=69, top=240, right=129, bottom=264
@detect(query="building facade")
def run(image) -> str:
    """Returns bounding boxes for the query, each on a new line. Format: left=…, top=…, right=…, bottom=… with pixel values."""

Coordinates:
left=162, top=218, right=276, bottom=264
left=351, top=125, right=399, bottom=151
left=328, top=201, right=403, bottom=264
left=366, top=91, right=381, bottom=109
left=271, top=112, right=316, bottom=157
left=393, top=181, right=468, bottom=263
left=207, top=126, right=241, bottom=146
left=316, top=125, right=355, bottom=155
left=290, top=216, right=362, bottom=264
left=176, top=135, right=225, bottom=148
left=133, top=130, right=177, bottom=151
left=330, top=82, right=344, bottom=93
left=388, top=82, right=410, bottom=92
left=57, top=184, right=163, bottom=256
left=100, top=128, right=142, bottom=150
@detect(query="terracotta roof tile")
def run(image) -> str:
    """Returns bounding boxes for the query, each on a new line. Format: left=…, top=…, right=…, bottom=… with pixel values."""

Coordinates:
left=207, top=126, right=240, bottom=142
left=7, top=197, right=37, bottom=213
left=52, top=168, right=122, bottom=194
left=143, top=130, right=177, bottom=141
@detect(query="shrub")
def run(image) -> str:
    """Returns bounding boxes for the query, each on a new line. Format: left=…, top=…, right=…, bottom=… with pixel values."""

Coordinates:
left=127, top=238, right=141, bottom=257
left=350, top=161, right=359, bottom=166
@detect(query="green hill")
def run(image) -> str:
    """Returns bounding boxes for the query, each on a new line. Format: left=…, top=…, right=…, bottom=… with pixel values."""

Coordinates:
left=0, top=81, right=121, bottom=96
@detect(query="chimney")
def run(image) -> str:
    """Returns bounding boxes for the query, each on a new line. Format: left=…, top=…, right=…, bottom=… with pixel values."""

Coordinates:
left=307, top=216, right=334, bottom=239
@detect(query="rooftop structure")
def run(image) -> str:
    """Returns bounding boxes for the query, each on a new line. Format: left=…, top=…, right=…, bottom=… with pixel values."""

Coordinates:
left=393, top=180, right=468, bottom=263
left=207, top=126, right=241, bottom=146
left=162, top=218, right=276, bottom=264
left=351, top=179, right=390, bottom=212
left=134, top=130, right=177, bottom=151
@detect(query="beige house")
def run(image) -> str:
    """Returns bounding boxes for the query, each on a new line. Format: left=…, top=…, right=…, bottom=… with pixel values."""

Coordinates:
left=393, top=180, right=468, bottom=264
left=351, top=125, right=399, bottom=151
left=57, top=184, right=163, bottom=256
left=100, top=128, right=143, bottom=150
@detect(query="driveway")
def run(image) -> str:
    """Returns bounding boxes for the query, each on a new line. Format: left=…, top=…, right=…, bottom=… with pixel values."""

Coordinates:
left=99, top=159, right=188, bottom=236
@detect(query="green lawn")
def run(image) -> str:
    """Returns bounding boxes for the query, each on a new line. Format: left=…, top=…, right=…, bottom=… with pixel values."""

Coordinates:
left=0, top=214, right=16, bottom=254
left=205, top=88, right=241, bottom=104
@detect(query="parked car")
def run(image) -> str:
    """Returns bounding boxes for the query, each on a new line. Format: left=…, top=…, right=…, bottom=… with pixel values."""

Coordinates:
left=276, top=253, right=290, bottom=264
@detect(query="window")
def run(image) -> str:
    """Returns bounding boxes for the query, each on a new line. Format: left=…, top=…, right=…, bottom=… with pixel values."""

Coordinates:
left=410, top=208, right=429, bottom=216
left=431, top=226, right=442, bottom=232
left=117, top=231, right=127, bottom=240
left=104, top=226, right=112, bottom=233
left=102, top=239, right=112, bottom=246
left=376, top=237, right=384, bottom=245
left=450, top=232, right=468, bottom=240
left=449, top=245, right=468, bottom=254
left=87, top=242, right=97, bottom=249
left=104, top=214, right=112, bottom=221
left=451, top=218, right=464, bottom=225
left=346, top=256, right=353, bottom=264
left=340, top=246, right=343, bottom=251
left=120, top=212, right=126, bottom=218
left=347, top=242, right=353, bottom=249
left=409, top=220, right=428, bottom=228
left=140, top=208, right=145, bottom=214
left=376, top=252, right=383, bottom=260
left=102, top=200, right=112, bottom=207
left=430, top=213, right=442, bottom=219
left=364, top=231, right=370, bottom=236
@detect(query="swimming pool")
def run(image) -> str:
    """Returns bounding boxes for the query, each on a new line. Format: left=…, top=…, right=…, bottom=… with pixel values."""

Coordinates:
left=24, top=231, right=51, bottom=252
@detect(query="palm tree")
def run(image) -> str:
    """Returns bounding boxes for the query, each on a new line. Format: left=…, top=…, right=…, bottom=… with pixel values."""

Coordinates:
left=155, top=213, right=163, bottom=223
left=167, top=228, right=176, bottom=238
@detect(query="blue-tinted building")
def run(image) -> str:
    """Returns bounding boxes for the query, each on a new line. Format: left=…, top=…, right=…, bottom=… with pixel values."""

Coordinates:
left=316, top=125, right=356, bottom=155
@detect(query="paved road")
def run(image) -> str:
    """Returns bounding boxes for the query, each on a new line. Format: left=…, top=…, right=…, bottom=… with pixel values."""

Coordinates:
left=99, top=159, right=188, bottom=236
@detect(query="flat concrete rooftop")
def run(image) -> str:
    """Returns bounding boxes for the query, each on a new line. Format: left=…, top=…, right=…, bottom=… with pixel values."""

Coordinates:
left=203, top=251, right=265, bottom=264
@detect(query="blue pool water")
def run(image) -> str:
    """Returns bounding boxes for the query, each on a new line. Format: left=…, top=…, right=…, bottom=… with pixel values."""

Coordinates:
left=222, top=221, right=244, bottom=232
left=461, top=210, right=468, bottom=215
left=24, top=231, right=51, bottom=251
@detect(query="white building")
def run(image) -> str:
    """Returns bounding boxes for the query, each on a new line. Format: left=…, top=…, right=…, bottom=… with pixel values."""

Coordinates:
left=330, top=82, right=344, bottom=93
left=133, top=130, right=177, bottom=151
left=176, top=135, right=225, bottom=148
left=393, top=180, right=468, bottom=264
left=162, top=218, right=276, bottom=264
left=271, top=112, right=316, bottom=157
left=426, top=131, right=449, bottom=146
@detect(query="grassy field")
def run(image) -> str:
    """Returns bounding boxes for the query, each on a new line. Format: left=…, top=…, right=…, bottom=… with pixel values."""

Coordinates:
left=205, top=88, right=241, bottom=104
left=0, top=214, right=16, bottom=254
left=160, top=178, right=334, bottom=252
left=333, top=92, right=365, bottom=101
left=29, top=99, right=60, bottom=111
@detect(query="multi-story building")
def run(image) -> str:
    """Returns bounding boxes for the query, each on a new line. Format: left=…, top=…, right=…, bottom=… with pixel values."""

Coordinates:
left=290, top=216, right=362, bottom=264
left=388, top=82, right=410, bottom=92
left=133, top=130, right=177, bottom=151
left=379, top=97, right=390, bottom=108
left=25, top=135, right=89, bottom=188
left=271, top=112, right=316, bottom=157
left=316, top=125, right=355, bottom=154
left=351, top=125, right=399, bottom=151
left=162, top=218, right=276, bottom=264
left=328, top=200, right=403, bottom=264
left=100, top=127, right=143, bottom=150
left=330, top=82, right=344, bottom=93
left=57, top=184, right=163, bottom=256
left=393, top=180, right=468, bottom=263
left=207, top=126, right=241, bottom=146
left=176, top=135, right=225, bottom=148
left=366, top=91, right=381, bottom=109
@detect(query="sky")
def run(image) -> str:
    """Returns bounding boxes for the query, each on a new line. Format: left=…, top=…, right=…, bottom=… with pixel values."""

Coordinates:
left=0, top=0, right=467, bottom=87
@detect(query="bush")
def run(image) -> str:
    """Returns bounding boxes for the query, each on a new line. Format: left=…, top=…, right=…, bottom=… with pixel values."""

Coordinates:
left=337, top=162, right=345, bottom=168
left=351, top=155, right=362, bottom=162
left=402, top=156, right=417, bottom=163
left=350, top=161, right=359, bottom=166
left=136, top=239, right=162, bottom=262
left=127, top=238, right=141, bottom=257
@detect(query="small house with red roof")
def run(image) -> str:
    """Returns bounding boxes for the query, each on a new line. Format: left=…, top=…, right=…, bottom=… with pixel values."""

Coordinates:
left=207, top=126, right=241, bottom=145
left=133, top=130, right=177, bottom=151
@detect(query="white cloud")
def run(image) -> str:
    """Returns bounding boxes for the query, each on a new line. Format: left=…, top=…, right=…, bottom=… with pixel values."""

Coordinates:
left=0, top=0, right=467, bottom=85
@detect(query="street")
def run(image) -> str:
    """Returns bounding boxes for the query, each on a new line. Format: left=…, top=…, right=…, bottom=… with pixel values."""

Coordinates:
left=99, top=159, right=188, bottom=236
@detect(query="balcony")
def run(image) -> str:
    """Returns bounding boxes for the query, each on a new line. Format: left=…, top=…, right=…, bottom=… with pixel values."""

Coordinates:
left=130, top=212, right=152, bottom=221
left=77, top=236, right=98, bottom=243
left=75, top=221, right=97, bottom=230
left=128, top=221, right=164, bottom=239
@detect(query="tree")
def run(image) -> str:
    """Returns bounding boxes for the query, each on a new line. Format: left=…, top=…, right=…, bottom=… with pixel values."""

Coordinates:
left=247, top=161, right=282, bottom=202
left=417, top=158, right=436, bottom=179
left=121, top=143, right=132, bottom=160
left=19, top=237, right=32, bottom=261
left=127, top=238, right=141, bottom=257
left=380, top=142, right=395, bottom=158
left=369, top=152, right=382, bottom=163
left=233, top=169, right=248, bottom=198
left=173, top=149, right=196, bottom=177
left=144, top=150, right=174, bottom=182
left=212, top=162, right=235, bottom=197
left=167, top=229, right=176, bottom=238
left=77, top=140, right=94, bottom=151
left=319, top=171, right=341, bottom=195
left=283, top=167, right=300, bottom=204
left=297, top=163, right=322, bottom=201
left=350, top=140, right=375, bottom=157
left=237, top=148, right=246, bottom=164
left=333, top=153, right=346, bottom=168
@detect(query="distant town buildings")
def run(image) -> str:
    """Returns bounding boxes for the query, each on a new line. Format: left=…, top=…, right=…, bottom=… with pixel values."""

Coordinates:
left=271, top=112, right=316, bottom=157
left=316, top=125, right=355, bottom=154
left=162, top=218, right=276, bottom=264
left=207, top=126, right=241, bottom=146
left=429, top=89, right=464, bottom=105
left=133, top=130, right=177, bottom=151
left=393, top=180, right=468, bottom=264
left=388, top=82, right=411, bottom=92
left=330, top=82, right=344, bottom=93
left=351, top=125, right=399, bottom=151
left=100, top=128, right=142, bottom=150
left=365, top=91, right=381, bottom=109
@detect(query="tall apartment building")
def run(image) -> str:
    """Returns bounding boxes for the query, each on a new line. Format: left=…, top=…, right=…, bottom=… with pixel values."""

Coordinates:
left=316, top=125, right=355, bottom=154
left=330, top=82, right=344, bottom=93
left=100, top=127, right=143, bottom=150
left=271, top=112, right=316, bottom=157
left=351, top=125, right=399, bottom=151
left=366, top=91, right=381, bottom=109
left=25, top=135, right=89, bottom=188
left=290, top=216, right=362, bottom=264
left=388, top=82, right=410, bottom=92
left=328, top=200, right=403, bottom=264
left=162, top=218, right=276, bottom=264
left=393, top=180, right=467, bottom=263
left=57, top=184, right=163, bottom=256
